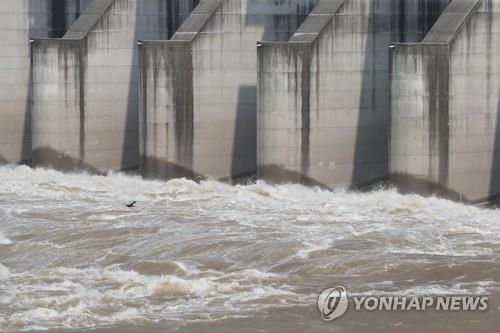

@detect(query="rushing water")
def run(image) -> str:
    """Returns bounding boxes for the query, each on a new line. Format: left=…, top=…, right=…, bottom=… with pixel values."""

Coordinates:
left=0, top=165, right=499, bottom=332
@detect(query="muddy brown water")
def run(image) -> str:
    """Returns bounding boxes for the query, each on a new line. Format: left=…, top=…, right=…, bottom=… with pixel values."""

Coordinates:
left=0, top=166, right=499, bottom=332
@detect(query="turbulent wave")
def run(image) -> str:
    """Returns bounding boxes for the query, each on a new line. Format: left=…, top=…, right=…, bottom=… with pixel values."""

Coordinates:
left=0, top=165, right=499, bottom=331
left=0, top=231, right=11, bottom=245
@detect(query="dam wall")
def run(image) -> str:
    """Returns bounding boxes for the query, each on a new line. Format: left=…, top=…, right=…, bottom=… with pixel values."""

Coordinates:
left=0, top=0, right=91, bottom=164
left=257, top=0, right=450, bottom=188
left=139, top=0, right=320, bottom=181
left=390, top=0, right=500, bottom=203
left=2, top=0, right=500, bottom=204
left=31, top=0, right=199, bottom=173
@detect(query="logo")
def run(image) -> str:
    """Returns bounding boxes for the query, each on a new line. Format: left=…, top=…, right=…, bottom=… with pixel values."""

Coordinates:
left=317, top=286, right=489, bottom=322
left=317, top=286, right=349, bottom=321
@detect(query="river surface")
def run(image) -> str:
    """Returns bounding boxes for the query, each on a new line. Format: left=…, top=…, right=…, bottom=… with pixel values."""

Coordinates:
left=0, top=165, right=499, bottom=332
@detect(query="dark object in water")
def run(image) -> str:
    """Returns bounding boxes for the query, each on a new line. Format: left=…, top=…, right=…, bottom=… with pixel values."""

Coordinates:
left=126, top=201, right=137, bottom=208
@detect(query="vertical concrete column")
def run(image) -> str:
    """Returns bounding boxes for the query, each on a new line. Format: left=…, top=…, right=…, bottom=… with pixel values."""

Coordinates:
left=390, top=44, right=450, bottom=195
left=32, top=0, right=198, bottom=173
left=258, top=1, right=345, bottom=186
left=391, top=0, right=500, bottom=203
left=31, top=39, right=84, bottom=169
left=257, top=0, right=450, bottom=189
left=0, top=0, right=32, bottom=164
left=140, top=41, right=196, bottom=178
left=0, top=0, right=90, bottom=164
left=139, top=0, right=320, bottom=181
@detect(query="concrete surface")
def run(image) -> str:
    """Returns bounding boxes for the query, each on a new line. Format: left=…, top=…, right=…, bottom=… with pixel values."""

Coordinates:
left=139, top=0, right=321, bottom=181
left=2, top=0, right=500, bottom=205
left=31, top=0, right=198, bottom=174
left=257, top=0, right=450, bottom=189
left=390, top=0, right=500, bottom=203
left=0, top=0, right=91, bottom=164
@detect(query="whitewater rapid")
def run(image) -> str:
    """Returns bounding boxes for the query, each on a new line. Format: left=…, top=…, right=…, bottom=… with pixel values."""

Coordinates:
left=0, top=165, right=499, bottom=331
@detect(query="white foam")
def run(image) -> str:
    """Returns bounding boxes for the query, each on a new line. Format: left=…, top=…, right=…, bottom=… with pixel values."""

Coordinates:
left=297, top=239, right=333, bottom=259
left=0, top=230, right=12, bottom=245
left=351, top=283, right=492, bottom=297
left=0, top=263, right=10, bottom=278
left=1, top=166, right=500, bottom=331
left=0, top=265, right=304, bottom=330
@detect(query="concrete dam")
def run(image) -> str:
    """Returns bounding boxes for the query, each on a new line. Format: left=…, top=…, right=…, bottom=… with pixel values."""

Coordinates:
left=0, top=0, right=499, bottom=204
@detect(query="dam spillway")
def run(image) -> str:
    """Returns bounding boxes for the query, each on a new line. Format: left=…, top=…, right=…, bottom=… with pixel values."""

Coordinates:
left=139, top=0, right=320, bottom=181
left=31, top=0, right=199, bottom=174
left=257, top=0, right=450, bottom=188
left=391, top=0, right=500, bottom=203
left=0, top=0, right=499, bottom=203
left=0, top=0, right=92, bottom=164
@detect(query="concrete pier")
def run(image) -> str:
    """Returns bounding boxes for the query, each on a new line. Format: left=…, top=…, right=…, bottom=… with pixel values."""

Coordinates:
left=0, top=0, right=91, bottom=164
left=139, top=0, right=320, bottom=181
left=2, top=0, right=500, bottom=204
left=31, top=0, right=198, bottom=173
left=390, top=0, right=500, bottom=203
left=257, top=0, right=449, bottom=189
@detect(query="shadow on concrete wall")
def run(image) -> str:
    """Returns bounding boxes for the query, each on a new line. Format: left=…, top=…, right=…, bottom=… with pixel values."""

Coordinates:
left=491, top=92, right=500, bottom=201
left=488, top=2, right=499, bottom=202
left=351, top=1, right=385, bottom=188
left=22, top=0, right=38, bottom=164
left=21, top=47, right=33, bottom=164
left=352, top=0, right=449, bottom=188
left=122, top=2, right=141, bottom=171
left=231, top=85, right=257, bottom=180
left=257, top=1, right=318, bottom=42
left=51, top=0, right=67, bottom=37
left=51, top=0, right=87, bottom=37
left=166, top=0, right=199, bottom=38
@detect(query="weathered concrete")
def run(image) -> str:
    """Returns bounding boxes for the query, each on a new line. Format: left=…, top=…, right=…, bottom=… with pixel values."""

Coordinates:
left=258, top=0, right=450, bottom=189
left=390, top=0, right=500, bottom=203
left=0, top=0, right=91, bottom=164
left=139, top=0, right=321, bottom=181
left=32, top=0, right=198, bottom=173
